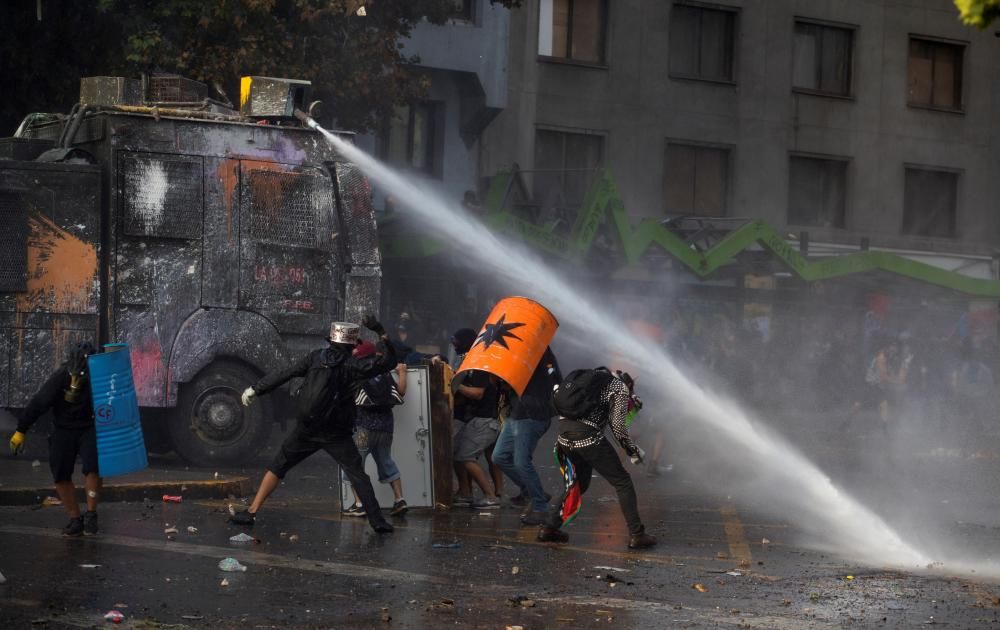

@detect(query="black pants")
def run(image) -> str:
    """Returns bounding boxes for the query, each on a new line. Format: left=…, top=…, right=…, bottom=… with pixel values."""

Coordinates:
left=49, top=426, right=99, bottom=483
left=544, top=438, right=644, bottom=535
left=268, top=424, right=387, bottom=528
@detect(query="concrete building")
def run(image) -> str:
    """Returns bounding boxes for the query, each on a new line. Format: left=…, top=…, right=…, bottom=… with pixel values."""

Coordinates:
left=482, top=0, right=1000, bottom=267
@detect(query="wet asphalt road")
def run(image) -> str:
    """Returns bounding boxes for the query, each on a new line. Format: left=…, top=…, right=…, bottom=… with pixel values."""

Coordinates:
left=4, top=427, right=1000, bottom=628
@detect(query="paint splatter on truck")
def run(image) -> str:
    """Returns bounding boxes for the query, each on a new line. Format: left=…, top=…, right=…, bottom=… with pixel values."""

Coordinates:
left=0, top=76, right=381, bottom=465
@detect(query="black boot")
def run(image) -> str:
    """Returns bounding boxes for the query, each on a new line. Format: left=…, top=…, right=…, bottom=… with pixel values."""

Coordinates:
left=628, top=531, right=657, bottom=549
left=537, top=526, right=569, bottom=543
left=83, top=510, right=99, bottom=535
left=63, top=516, right=84, bottom=537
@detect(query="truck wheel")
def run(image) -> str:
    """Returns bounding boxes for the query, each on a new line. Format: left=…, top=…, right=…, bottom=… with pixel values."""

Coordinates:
left=168, top=361, right=273, bottom=466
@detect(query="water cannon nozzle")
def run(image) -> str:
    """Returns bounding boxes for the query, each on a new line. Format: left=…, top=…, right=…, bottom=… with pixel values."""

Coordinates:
left=293, top=108, right=319, bottom=130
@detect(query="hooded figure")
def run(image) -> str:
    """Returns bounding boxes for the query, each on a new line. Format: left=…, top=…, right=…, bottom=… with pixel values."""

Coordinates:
left=10, top=341, right=103, bottom=536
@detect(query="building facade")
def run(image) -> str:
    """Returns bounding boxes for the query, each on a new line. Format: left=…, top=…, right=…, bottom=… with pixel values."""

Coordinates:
left=482, top=0, right=1000, bottom=261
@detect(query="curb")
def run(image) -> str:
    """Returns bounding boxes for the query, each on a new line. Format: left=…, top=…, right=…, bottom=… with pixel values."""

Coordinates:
left=0, top=476, right=252, bottom=506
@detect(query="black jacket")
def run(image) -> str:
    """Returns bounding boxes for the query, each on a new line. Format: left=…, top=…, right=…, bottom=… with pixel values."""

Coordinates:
left=18, top=368, right=95, bottom=433
left=510, top=348, right=562, bottom=421
left=253, top=337, right=397, bottom=432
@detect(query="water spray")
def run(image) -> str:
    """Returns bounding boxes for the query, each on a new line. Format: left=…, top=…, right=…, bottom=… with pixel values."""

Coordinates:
left=302, top=118, right=933, bottom=569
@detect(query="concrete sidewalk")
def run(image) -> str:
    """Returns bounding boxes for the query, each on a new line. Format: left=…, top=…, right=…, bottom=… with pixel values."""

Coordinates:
left=0, top=455, right=251, bottom=505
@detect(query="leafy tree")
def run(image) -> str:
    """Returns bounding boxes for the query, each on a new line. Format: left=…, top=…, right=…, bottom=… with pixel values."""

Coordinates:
left=0, top=0, right=466, bottom=134
left=954, top=0, right=1000, bottom=28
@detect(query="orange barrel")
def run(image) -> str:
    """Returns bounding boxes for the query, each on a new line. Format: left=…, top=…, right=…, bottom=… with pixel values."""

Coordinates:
left=455, top=297, right=559, bottom=396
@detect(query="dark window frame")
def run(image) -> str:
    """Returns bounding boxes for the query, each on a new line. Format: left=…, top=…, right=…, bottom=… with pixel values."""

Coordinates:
left=537, top=0, right=610, bottom=68
left=532, top=126, right=607, bottom=209
left=902, top=164, right=960, bottom=239
left=791, top=18, right=857, bottom=99
left=906, top=35, right=966, bottom=113
left=668, top=1, right=740, bottom=85
left=662, top=139, right=734, bottom=218
left=450, top=0, right=476, bottom=24
left=378, top=101, right=445, bottom=179
left=787, top=153, right=850, bottom=230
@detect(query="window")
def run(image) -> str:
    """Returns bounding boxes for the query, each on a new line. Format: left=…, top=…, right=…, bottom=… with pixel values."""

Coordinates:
left=663, top=143, right=729, bottom=217
left=793, top=21, right=854, bottom=96
left=533, top=129, right=604, bottom=209
left=380, top=102, right=443, bottom=177
left=451, top=0, right=475, bottom=22
left=537, top=0, right=608, bottom=64
left=908, top=37, right=964, bottom=111
left=121, top=153, right=203, bottom=239
left=903, top=167, right=957, bottom=238
left=788, top=156, right=847, bottom=229
left=669, top=3, right=737, bottom=82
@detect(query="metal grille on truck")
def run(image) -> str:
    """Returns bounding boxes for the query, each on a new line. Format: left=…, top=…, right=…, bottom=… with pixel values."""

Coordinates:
left=122, top=154, right=203, bottom=239
left=246, top=169, right=321, bottom=248
left=0, top=193, right=28, bottom=292
left=334, top=162, right=380, bottom=266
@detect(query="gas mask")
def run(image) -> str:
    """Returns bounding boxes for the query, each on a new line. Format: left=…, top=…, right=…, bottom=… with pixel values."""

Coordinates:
left=64, top=341, right=96, bottom=403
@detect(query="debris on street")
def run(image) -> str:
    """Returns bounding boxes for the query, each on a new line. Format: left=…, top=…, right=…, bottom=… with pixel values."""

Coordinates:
left=162, top=495, right=182, bottom=503
left=432, top=543, right=461, bottom=549
left=218, top=558, right=247, bottom=572
left=692, top=583, right=708, bottom=593
left=229, top=533, right=257, bottom=545
left=103, top=610, right=125, bottom=623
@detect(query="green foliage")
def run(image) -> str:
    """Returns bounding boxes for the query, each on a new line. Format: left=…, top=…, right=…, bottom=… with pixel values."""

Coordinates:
left=954, top=0, right=1000, bottom=28
left=0, top=0, right=462, bottom=134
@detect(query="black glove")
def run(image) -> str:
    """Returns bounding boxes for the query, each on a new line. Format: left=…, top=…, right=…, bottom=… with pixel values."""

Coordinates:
left=361, top=314, right=386, bottom=336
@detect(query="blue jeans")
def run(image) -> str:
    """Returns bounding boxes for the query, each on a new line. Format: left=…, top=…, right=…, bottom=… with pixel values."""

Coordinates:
left=491, top=417, right=551, bottom=512
left=353, top=427, right=400, bottom=484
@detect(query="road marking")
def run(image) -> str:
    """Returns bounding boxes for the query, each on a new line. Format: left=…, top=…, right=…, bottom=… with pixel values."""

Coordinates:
left=720, top=502, right=753, bottom=568
left=0, top=525, right=450, bottom=585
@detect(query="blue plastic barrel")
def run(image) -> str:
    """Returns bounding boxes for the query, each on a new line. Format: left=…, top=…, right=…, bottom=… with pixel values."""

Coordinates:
left=88, top=343, right=148, bottom=478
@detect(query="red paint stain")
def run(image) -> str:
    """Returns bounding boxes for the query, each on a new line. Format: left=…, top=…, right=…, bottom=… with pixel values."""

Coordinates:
left=130, top=337, right=166, bottom=406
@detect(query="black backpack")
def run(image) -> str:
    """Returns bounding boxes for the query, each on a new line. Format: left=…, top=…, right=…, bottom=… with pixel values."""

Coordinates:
left=552, top=367, right=613, bottom=420
left=359, top=375, right=398, bottom=409
left=295, top=358, right=347, bottom=423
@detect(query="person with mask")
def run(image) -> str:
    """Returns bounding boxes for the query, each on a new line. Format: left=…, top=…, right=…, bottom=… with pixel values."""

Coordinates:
left=537, top=368, right=656, bottom=550
left=492, top=347, right=561, bottom=525
left=230, top=316, right=396, bottom=533
left=9, top=341, right=102, bottom=536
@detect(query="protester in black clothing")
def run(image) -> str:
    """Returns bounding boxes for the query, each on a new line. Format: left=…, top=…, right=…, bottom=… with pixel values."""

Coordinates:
left=9, top=341, right=102, bottom=536
left=231, top=316, right=397, bottom=533
left=538, top=369, right=657, bottom=550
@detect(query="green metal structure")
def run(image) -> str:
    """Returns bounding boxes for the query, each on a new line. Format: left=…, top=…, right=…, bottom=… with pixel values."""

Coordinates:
left=382, top=168, right=1000, bottom=298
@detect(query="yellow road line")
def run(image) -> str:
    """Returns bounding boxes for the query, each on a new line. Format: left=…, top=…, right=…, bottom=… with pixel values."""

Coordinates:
left=720, top=502, right=753, bottom=568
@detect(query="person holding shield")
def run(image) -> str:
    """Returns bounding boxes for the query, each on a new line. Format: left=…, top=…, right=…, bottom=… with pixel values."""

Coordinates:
left=9, top=341, right=103, bottom=536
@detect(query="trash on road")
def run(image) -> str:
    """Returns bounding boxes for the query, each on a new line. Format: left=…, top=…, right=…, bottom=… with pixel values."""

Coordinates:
left=432, top=543, right=461, bottom=549
left=845, top=575, right=855, bottom=581
left=484, top=544, right=513, bottom=550
left=164, top=527, right=178, bottom=534
left=41, top=497, right=62, bottom=506
left=715, top=551, right=730, bottom=560
left=229, top=533, right=257, bottom=545
left=79, top=564, right=101, bottom=569
left=186, top=526, right=198, bottom=533
left=288, top=534, right=300, bottom=543
left=162, top=495, right=182, bottom=503
left=103, top=610, right=125, bottom=623
left=380, top=607, right=391, bottom=622
left=31, top=460, right=41, bottom=468
left=692, top=583, right=709, bottom=593
left=761, top=538, right=771, bottom=545
left=218, top=558, right=247, bottom=572
left=220, top=578, right=230, bottom=587
left=507, top=596, right=535, bottom=608
left=726, top=571, right=743, bottom=577
left=594, top=565, right=630, bottom=573
left=511, top=566, right=520, bottom=575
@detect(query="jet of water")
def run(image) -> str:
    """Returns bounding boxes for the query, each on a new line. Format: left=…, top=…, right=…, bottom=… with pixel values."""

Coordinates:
left=319, top=128, right=929, bottom=567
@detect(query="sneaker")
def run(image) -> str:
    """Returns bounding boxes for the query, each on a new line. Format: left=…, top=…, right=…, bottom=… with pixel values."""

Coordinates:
left=342, top=503, right=367, bottom=517
left=452, top=495, right=473, bottom=508
left=473, top=497, right=501, bottom=510
left=390, top=499, right=408, bottom=516
left=372, top=521, right=394, bottom=534
left=63, top=516, right=84, bottom=537
left=229, top=509, right=256, bottom=526
left=536, top=526, right=569, bottom=543
left=83, top=510, right=99, bottom=535
left=628, top=532, right=657, bottom=549
left=520, top=510, right=546, bottom=526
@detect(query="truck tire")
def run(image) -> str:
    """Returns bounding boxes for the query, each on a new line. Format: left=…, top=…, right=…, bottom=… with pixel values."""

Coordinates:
left=168, top=361, right=273, bottom=466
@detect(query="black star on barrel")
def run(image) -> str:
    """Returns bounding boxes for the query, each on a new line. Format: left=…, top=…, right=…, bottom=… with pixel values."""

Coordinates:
left=474, top=314, right=525, bottom=350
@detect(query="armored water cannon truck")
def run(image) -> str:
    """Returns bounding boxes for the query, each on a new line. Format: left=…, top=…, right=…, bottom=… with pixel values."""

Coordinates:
left=0, top=74, right=382, bottom=465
